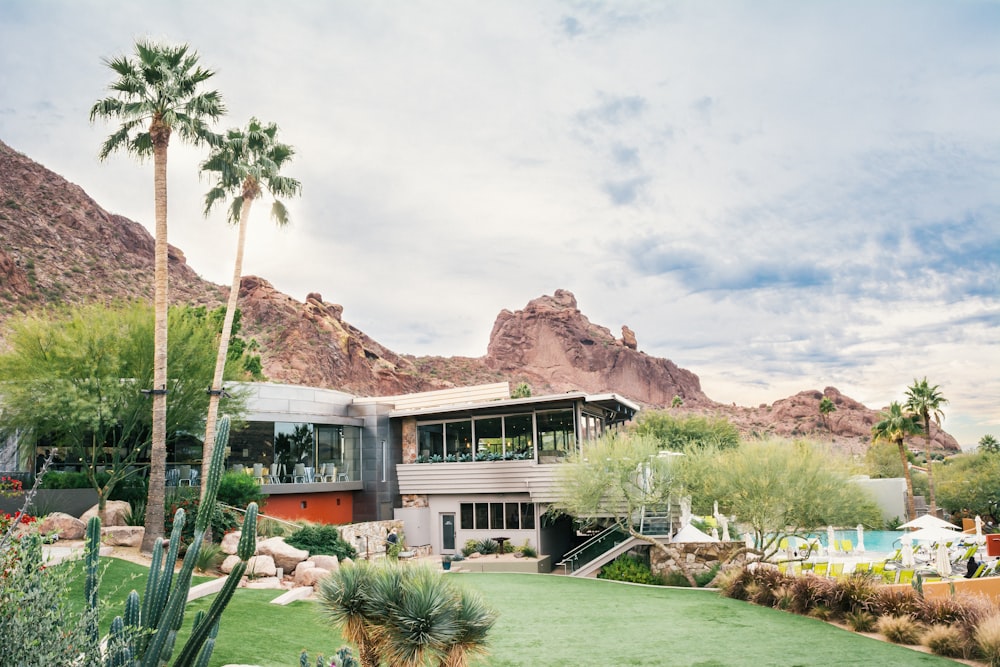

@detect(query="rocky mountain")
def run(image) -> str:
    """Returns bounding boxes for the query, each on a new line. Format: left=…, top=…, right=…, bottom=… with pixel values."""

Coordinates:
left=0, top=139, right=959, bottom=453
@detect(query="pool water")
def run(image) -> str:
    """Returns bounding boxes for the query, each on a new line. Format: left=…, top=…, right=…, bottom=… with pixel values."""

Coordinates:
left=807, top=530, right=906, bottom=554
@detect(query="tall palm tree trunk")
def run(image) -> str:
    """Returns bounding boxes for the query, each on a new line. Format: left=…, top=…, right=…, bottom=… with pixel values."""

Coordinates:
left=142, top=134, right=170, bottom=553
left=200, top=196, right=254, bottom=496
left=897, top=437, right=917, bottom=521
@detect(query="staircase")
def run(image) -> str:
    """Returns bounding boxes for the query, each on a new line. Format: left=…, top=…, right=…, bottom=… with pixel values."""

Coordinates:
left=556, top=525, right=631, bottom=575
left=557, top=503, right=678, bottom=577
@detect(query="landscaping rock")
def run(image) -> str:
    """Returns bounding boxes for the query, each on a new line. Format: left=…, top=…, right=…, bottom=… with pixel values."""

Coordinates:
left=257, top=536, right=308, bottom=572
left=36, top=512, right=85, bottom=539
left=81, top=500, right=132, bottom=526
left=221, top=530, right=242, bottom=555
left=247, top=554, right=277, bottom=577
left=101, top=525, right=144, bottom=547
left=294, top=565, right=331, bottom=587
left=309, top=554, right=339, bottom=571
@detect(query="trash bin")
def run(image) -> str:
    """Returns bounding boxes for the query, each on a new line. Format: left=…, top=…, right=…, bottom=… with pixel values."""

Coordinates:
left=986, top=534, right=1000, bottom=558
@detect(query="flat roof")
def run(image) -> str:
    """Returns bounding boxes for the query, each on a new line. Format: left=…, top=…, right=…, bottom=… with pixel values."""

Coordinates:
left=388, top=390, right=640, bottom=423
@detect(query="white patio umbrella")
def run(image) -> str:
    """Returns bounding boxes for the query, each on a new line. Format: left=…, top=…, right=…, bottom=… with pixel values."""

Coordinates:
left=720, top=515, right=731, bottom=542
left=898, top=515, right=960, bottom=531
left=745, top=532, right=755, bottom=550
left=827, top=525, right=837, bottom=554
left=976, top=516, right=985, bottom=544
left=936, top=542, right=952, bottom=577
left=901, top=542, right=915, bottom=567
left=711, top=527, right=720, bottom=541
left=856, top=524, right=866, bottom=553
left=905, top=525, right=965, bottom=544
left=674, top=524, right=718, bottom=543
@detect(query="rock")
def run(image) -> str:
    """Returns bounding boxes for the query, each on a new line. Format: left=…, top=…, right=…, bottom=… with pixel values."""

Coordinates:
left=621, top=325, right=637, bottom=350
left=101, top=526, right=144, bottom=547
left=36, top=512, right=85, bottom=539
left=220, top=555, right=242, bottom=574
left=294, top=565, right=331, bottom=587
left=220, top=530, right=242, bottom=555
left=309, top=554, right=339, bottom=571
left=245, top=555, right=277, bottom=577
left=257, top=536, right=309, bottom=572
left=81, top=500, right=132, bottom=527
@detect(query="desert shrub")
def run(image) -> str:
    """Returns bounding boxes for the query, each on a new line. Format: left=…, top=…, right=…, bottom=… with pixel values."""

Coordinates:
left=832, top=573, right=880, bottom=615
left=475, top=538, right=499, bottom=555
left=788, top=574, right=839, bottom=616
left=715, top=566, right=751, bottom=600
left=123, top=499, right=145, bottom=526
left=462, top=539, right=480, bottom=557
left=808, top=605, right=831, bottom=621
left=845, top=610, right=877, bottom=632
left=873, top=587, right=920, bottom=618
left=519, top=542, right=537, bottom=558
left=599, top=554, right=662, bottom=585
left=917, top=595, right=971, bottom=627
left=773, top=585, right=794, bottom=610
left=976, top=614, right=1000, bottom=667
left=165, top=492, right=241, bottom=549
left=695, top=563, right=721, bottom=588
left=217, top=471, right=267, bottom=508
left=923, top=624, right=972, bottom=659
left=876, top=615, right=924, bottom=645
left=196, top=542, right=225, bottom=573
left=285, top=523, right=357, bottom=560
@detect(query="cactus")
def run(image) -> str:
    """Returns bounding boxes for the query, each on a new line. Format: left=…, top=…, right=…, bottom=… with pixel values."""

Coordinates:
left=84, top=415, right=257, bottom=666
left=85, top=515, right=102, bottom=650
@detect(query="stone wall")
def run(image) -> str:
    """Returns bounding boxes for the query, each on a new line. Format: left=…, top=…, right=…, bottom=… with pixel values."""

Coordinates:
left=401, top=493, right=428, bottom=508
left=650, top=541, right=745, bottom=579
left=402, top=417, right=417, bottom=464
left=339, top=519, right=402, bottom=558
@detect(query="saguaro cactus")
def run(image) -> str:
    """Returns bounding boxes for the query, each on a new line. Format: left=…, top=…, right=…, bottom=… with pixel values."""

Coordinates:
left=88, top=416, right=258, bottom=666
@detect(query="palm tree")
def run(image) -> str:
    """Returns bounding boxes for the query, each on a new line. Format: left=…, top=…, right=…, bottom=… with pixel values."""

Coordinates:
left=90, top=39, right=225, bottom=551
left=980, top=434, right=1000, bottom=455
left=872, top=401, right=922, bottom=521
left=198, top=118, right=301, bottom=493
left=905, top=377, right=948, bottom=514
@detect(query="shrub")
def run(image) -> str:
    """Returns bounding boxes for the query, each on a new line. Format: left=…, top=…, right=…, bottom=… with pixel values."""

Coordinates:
left=917, top=595, right=971, bottom=627
left=165, top=492, right=241, bottom=549
left=715, top=566, right=751, bottom=600
left=285, top=523, right=357, bottom=560
left=876, top=615, right=924, bottom=645
left=873, top=587, right=920, bottom=618
left=845, top=610, right=877, bottom=633
left=599, top=554, right=662, bottom=585
left=217, top=471, right=267, bottom=508
left=695, top=563, right=721, bottom=588
left=462, top=539, right=480, bottom=557
left=923, top=624, right=972, bottom=659
left=196, top=542, right=225, bottom=573
left=519, top=541, right=537, bottom=558
left=475, top=538, right=499, bottom=555
left=976, top=614, right=1000, bottom=667
left=832, top=573, right=880, bottom=615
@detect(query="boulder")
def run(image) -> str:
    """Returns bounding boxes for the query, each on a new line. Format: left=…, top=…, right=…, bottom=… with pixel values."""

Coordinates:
left=309, top=554, right=339, bottom=571
left=36, top=512, right=85, bottom=539
left=101, top=526, right=144, bottom=547
left=257, top=536, right=309, bottom=572
left=246, top=555, right=278, bottom=577
left=295, top=566, right=331, bottom=587
left=220, top=530, right=242, bottom=555
left=81, top=500, right=132, bottom=527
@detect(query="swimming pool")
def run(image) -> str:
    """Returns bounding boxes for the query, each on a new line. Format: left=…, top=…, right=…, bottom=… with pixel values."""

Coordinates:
left=806, top=529, right=906, bottom=554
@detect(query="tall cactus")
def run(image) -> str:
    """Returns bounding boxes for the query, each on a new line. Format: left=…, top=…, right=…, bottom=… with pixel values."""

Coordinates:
left=85, top=415, right=258, bottom=666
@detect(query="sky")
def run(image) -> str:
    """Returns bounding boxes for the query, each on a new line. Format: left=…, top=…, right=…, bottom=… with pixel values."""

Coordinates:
left=0, top=1, right=997, bottom=447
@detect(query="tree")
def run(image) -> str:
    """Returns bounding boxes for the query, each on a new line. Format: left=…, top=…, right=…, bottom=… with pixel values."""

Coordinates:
left=199, top=117, right=301, bottom=497
left=91, top=39, right=225, bottom=550
left=317, top=561, right=497, bottom=667
left=818, top=396, right=836, bottom=431
left=677, top=440, right=882, bottom=559
left=552, top=431, right=699, bottom=585
left=0, top=302, right=243, bottom=520
left=864, top=439, right=908, bottom=479
left=631, top=410, right=741, bottom=451
left=905, top=377, right=948, bottom=514
left=979, top=434, right=999, bottom=455
left=935, top=451, right=1000, bottom=522
left=871, top=401, right=922, bottom=521
left=511, top=382, right=532, bottom=399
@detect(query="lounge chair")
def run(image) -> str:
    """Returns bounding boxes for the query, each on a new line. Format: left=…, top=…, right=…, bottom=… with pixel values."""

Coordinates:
left=973, top=563, right=989, bottom=578
left=897, top=569, right=915, bottom=585
left=801, top=561, right=814, bottom=572
left=829, top=562, right=845, bottom=578
left=872, top=562, right=886, bottom=575
left=813, top=562, right=829, bottom=577
left=882, top=570, right=898, bottom=584
left=778, top=562, right=788, bottom=574
left=853, top=562, right=871, bottom=574
left=840, top=539, right=854, bottom=554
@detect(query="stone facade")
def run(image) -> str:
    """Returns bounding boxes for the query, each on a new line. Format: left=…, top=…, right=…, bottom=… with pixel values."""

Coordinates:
left=650, top=541, right=745, bottom=579
left=401, top=417, right=417, bottom=463
left=401, top=494, right=428, bottom=508
left=339, top=519, right=403, bottom=557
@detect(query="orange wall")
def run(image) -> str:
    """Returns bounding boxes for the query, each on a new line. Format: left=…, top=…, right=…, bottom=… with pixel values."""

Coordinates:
left=891, top=578, right=1000, bottom=603
left=263, top=491, right=354, bottom=524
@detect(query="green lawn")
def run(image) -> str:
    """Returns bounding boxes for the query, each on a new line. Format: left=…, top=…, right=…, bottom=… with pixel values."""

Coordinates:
left=82, top=562, right=962, bottom=666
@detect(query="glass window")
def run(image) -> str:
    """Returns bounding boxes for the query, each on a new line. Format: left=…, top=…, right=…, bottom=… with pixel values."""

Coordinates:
left=316, top=425, right=343, bottom=469
left=474, top=417, right=503, bottom=460
left=475, top=503, right=489, bottom=529
left=461, top=503, right=474, bottom=530
left=490, top=503, right=505, bottom=529
left=417, top=424, right=444, bottom=460
left=505, top=414, right=533, bottom=458
left=445, top=420, right=473, bottom=461
left=520, top=503, right=535, bottom=529
left=274, top=422, right=315, bottom=471
left=537, top=410, right=575, bottom=457
left=505, top=503, right=520, bottom=530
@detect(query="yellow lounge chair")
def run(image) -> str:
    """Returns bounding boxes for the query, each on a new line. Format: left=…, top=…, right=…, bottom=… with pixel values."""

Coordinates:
left=854, top=562, right=871, bottom=574
left=872, top=562, right=885, bottom=575
left=829, top=562, right=845, bottom=578
left=813, top=562, right=829, bottom=577
left=882, top=569, right=898, bottom=584
left=897, top=569, right=915, bottom=585
left=840, top=539, right=853, bottom=554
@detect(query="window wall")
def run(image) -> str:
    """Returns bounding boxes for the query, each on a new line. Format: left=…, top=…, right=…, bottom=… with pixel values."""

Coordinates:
left=459, top=502, right=536, bottom=530
left=415, top=408, right=578, bottom=463
left=228, top=421, right=361, bottom=481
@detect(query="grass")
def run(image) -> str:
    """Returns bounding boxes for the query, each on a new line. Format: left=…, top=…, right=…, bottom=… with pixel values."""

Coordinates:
left=75, top=562, right=963, bottom=666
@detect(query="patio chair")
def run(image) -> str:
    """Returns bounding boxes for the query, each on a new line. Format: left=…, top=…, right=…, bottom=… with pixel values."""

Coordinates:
left=293, top=463, right=307, bottom=483
left=338, top=463, right=350, bottom=481
left=165, top=468, right=179, bottom=487
left=791, top=563, right=803, bottom=576
left=266, top=463, right=284, bottom=484
left=897, top=569, right=915, bottom=585
left=973, top=563, right=989, bottom=579
left=829, top=562, right=845, bottom=578
left=854, top=562, right=871, bottom=574
left=882, top=569, right=898, bottom=584
left=813, top=562, right=829, bottom=577
left=178, top=465, right=192, bottom=486
left=319, top=462, right=337, bottom=482
left=840, top=539, right=853, bottom=554
left=801, top=561, right=814, bottom=572
left=872, top=562, right=886, bottom=575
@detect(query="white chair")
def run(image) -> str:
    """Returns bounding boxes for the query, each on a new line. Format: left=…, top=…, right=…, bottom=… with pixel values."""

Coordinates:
left=293, top=463, right=307, bottom=483
left=253, top=463, right=264, bottom=485
left=178, top=465, right=192, bottom=486
left=337, top=463, right=350, bottom=482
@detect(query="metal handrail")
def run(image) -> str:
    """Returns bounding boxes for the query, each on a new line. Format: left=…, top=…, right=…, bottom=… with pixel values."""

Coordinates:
left=557, top=524, right=630, bottom=573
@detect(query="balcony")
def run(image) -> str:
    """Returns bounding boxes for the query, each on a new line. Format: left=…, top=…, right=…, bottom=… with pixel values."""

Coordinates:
left=397, top=460, right=564, bottom=502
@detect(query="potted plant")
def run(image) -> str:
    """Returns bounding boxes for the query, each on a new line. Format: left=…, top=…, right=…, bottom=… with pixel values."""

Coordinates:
left=442, top=554, right=452, bottom=571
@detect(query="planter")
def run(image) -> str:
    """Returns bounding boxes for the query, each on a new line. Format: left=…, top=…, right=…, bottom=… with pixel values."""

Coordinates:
left=0, top=488, right=98, bottom=518
left=442, top=558, right=452, bottom=571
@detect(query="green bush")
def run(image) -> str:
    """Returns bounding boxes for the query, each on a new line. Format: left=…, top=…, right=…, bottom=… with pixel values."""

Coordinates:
left=845, top=610, right=877, bottom=633
left=36, top=469, right=148, bottom=505
left=876, top=615, right=924, bottom=645
left=599, top=554, right=662, bottom=585
left=285, top=523, right=357, bottom=560
left=165, top=492, right=241, bottom=549
left=475, top=538, right=499, bottom=555
left=217, top=471, right=267, bottom=508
